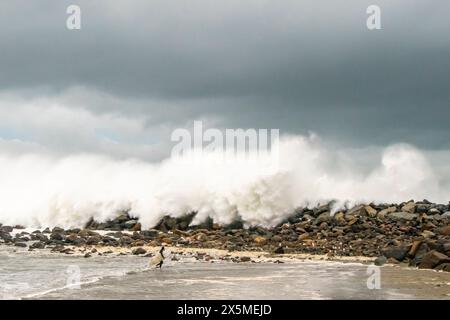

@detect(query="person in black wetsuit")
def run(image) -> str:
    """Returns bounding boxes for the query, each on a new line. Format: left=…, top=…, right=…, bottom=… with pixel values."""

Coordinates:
left=156, top=246, right=165, bottom=269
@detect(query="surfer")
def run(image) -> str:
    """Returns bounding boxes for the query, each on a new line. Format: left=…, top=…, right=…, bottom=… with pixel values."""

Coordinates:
left=149, top=246, right=166, bottom=269
left=156, top=246, right=165, bottom=269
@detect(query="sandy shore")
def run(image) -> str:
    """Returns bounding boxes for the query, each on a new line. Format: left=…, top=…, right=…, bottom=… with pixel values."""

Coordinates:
left=61, top=243, right=378, bottom=264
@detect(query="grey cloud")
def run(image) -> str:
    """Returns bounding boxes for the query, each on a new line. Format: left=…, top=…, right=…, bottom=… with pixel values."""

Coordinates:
left=0, top=0, right=449, bottom=152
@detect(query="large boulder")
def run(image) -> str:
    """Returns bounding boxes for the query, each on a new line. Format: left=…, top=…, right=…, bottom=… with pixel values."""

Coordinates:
left=155, top=216, right=178, bottom=232
left=401, top=202, right=416, bottom=213
left=382, top=246, right=410, bottom=261
left=0, top=226, right=13, bottom=233
left=30, top=241, right=46, bottom=249
left=418, top=251, right=450, bottom=269
left=364, top=206, right=378, bottom=217
left=132, top=247, right=147, bottom=255
left=315, top=212, right=332, bottom=224
left=50, top=231, right=65, bottom=241
left=388, top=212, right=418, bottom=221
left=377, top=206, right=397, bottom=219
left=86, top=235, right=102, bottom=245
left=410, top=242, right=432, bottom=267
left=374, top=256, right=387, bottom=266
left=0, top=231, right=12, bottom=241
left=416, top=204, right=431, bottom=213
left=345, top=205, right=367, bottom=217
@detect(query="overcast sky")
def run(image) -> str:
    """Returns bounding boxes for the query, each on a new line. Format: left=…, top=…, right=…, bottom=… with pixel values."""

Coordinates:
left=0, top=0, right=449, bottom=161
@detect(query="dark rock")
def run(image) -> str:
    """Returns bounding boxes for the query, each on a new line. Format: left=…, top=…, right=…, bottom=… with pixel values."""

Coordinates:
left=435, top=263, right=450, bottom=272
left=224, top=219, right=244, bottom=230
left=345, top=205, right=367, bottom=217
left=15, top=236, right=30, bottom=242
left=122, top=220, right=137, bottom=230
left=315, top=212, right=331, bottom=224
left=428, top=208, right=441, bottom=215
left=410, top=243, right=431, bottom=267
left=132, top=240, right=145, bottom=247
left=51, top=227, right=64, bottom=233
left=388, top=212, right=418, bottom=221
left=418, top=251, right=450, bottom=269
left=50, top=232, right=65, bottom=241
left=101, top=236, right=119, bottom=246
left=86, top=236, right=101, bottom=245
left=382, top=246, right=410, bottom=261
left=274, top=246, right=285, bottom=254
left=0, top=226, right=13, bottom=233
left=416, top=204, right=431, bottom=213
left=106, top=231, right=123, bottom=238
left=14, top=242, right=27, bottom=247
left=72, top=238, right=86, bottom=246
left=374, top=256, right=387, bottom=266
left=386, top=257, right=400, bottom=264
left=155, top=216, right=177, bottom=232
left=65, top=234, right=78, bottom=243
left=443, top=242, right=450, bottom=254
left=193, top=217, right=214, bottom=230
left=435, top=204, right=449, bottom=213
left=401, top=202, right=416, bottom=213
left=132, top=247, right=147, bottom=255
left=0, top=232, right=13, bottom=243
left=30, top=242, right=45, bottom=249
left=120, top=236, right=133, bottom=246
left=131, top=231, right=143, bottom=240
left=113, top=212, right=131, bottom=224
left=408, top=240, right=423, bottom=258
left=131, top=223, right=142, bottom=231
left=84, top=253, right=92, bottom=258
left=30, top=233, right=48, bottom=242
left=314, top=204, right=330, bottom=216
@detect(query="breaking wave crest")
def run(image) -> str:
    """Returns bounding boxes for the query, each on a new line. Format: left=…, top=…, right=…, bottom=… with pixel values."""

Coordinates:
left=0, top=135, right=447, bottom=228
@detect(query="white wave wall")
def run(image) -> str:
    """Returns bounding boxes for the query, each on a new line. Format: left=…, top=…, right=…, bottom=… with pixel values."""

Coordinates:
left=0, top=135, right=447, bottom=229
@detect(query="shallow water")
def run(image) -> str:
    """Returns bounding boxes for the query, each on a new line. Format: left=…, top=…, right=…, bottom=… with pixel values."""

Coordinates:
left=1, top=246, right=449, bottom=300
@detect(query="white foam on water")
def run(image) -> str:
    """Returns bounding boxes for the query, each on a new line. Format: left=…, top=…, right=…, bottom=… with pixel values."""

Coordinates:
left=0, top=135, right=448, bottom=229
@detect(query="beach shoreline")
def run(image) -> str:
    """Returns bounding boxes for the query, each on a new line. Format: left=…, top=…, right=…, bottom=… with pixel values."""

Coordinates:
left=1, top=200, right=449, bottom=272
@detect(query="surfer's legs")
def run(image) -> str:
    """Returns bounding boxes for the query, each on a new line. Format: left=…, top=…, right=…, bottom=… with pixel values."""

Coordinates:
left=156, top=261, right=163, bottom=269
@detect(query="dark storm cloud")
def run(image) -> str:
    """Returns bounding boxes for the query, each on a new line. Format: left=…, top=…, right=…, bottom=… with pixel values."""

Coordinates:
left=0, top=0, right=449, bottom=149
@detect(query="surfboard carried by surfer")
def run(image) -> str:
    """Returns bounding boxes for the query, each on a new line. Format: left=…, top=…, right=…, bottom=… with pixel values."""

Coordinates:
left=149, top=246, right=165, bottom=269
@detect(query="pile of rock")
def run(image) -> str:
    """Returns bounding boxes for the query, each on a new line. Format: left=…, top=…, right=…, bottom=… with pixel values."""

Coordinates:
left=0, top=200, right=449, bottom=271
left=84, top=212, right=142, bottom=231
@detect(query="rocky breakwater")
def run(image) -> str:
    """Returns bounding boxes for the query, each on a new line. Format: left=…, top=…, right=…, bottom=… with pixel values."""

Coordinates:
left=0, top=200, right=449, bottom=271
